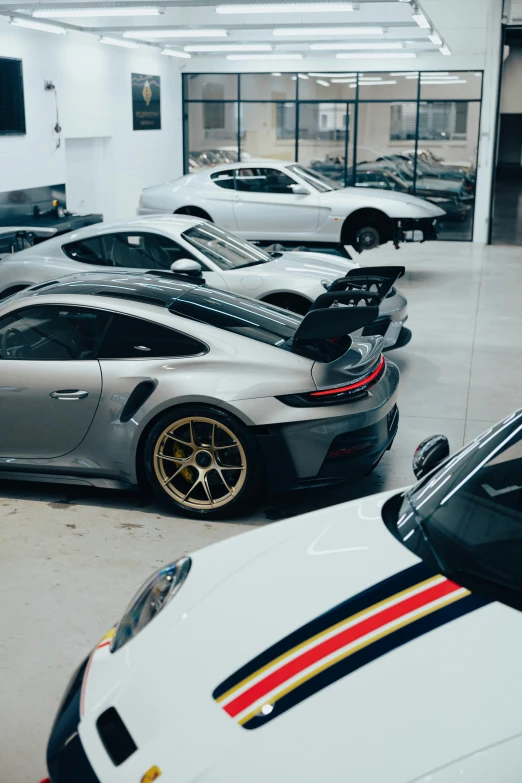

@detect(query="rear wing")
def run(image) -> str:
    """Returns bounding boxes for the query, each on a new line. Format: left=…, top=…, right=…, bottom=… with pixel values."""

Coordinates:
left=294, top=304, right=379, bottom=343
left=328, top=265, right=405, bottom=298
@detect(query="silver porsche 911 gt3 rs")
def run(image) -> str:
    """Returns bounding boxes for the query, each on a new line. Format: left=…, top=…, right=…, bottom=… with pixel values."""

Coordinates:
left=0, top=271, right=399, bottom=517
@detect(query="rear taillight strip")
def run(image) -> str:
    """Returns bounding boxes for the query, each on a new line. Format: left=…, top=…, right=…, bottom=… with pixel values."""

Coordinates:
left=310, top=356, right=385, bottom=398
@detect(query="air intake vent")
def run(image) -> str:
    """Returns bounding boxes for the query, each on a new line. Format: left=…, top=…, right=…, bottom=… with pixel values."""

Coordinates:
left=96, top=707, right=137, bottom=766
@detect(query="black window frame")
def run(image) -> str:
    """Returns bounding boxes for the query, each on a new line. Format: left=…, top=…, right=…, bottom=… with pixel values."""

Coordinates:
left=96, top=311, right=208, bottom=360
left=183, top=70, right=484, bottom=242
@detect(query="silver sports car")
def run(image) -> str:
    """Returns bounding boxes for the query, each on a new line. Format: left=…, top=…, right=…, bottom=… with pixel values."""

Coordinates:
left=0, top=217, right=410, bottom=350
left=0, top=271, right=399, bottom=518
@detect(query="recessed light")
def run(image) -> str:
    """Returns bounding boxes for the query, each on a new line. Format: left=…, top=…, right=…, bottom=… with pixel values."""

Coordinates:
left=33, top=6, right=162, bottom=17
left=161, top=48, right=191, bottom=57
left=123, top=28, right=228, bottom=38
left=9, top=16, right=67, bottom=33
left=226, top=53, right=303, bottom=60
left=217, top=3, right=353, bottom=13
left=184, top=43, right=272, bottom=51
left=273, top=26, right=383, bottom=36
left=100, top=35, right=139, bottom=47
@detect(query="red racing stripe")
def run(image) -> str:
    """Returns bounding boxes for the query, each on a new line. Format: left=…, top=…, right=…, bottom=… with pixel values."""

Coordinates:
left=224, top=578, right=460, bottom=718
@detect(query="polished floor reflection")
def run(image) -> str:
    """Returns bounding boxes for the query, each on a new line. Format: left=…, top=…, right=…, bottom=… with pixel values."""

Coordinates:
left=491, top=179, right=522, bottom=245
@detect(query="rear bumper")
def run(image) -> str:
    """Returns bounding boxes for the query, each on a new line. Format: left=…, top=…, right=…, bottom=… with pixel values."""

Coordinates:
left=253, top=363, right=399, bottom=493
left=47, top=657, right=100, bottom=783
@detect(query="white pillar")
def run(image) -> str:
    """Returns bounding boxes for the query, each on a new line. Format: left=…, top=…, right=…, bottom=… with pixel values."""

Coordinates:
left=473, top=0, right=504, bottom=243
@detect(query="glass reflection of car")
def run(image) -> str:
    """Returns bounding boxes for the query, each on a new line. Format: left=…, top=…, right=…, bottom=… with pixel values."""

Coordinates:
left=45, top=411, right=522, bottom=783
left=355, top=163, right=471, bottom=221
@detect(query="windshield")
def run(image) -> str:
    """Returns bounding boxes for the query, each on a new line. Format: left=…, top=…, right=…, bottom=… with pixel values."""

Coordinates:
left=396, top=411, right=522, bottom=605
left=286, top=165, right=342, bottom=193
left=182, top=223, right=270, bottom=270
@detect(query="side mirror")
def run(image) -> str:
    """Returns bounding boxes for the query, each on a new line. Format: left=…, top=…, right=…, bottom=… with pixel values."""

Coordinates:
left=170, top=259, right=202, bottom=276
left=413, top=435, right=450, bottom=479
left=290, top=184, right=310, bottom=195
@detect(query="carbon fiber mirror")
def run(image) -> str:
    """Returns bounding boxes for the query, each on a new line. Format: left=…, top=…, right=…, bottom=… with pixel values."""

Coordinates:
left=413, top=435, right=450, bottom=479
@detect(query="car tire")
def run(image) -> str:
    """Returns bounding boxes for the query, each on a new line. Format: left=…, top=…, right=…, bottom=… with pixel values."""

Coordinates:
left=355, top=225, right=380, bottom=251
left=144, top=405, right=264, bottom=519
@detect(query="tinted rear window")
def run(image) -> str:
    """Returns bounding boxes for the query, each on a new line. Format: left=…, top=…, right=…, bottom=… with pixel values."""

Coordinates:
left=170, top=288, right=301, bottom=347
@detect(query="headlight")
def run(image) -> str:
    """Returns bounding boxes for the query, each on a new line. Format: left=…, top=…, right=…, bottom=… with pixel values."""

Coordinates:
left=111, top=557, right=191, bottom=653
left=321, top=279, right=332, bottom=290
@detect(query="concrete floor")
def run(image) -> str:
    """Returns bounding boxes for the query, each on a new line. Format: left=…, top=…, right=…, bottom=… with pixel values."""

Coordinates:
left=0, top=240, right=520, bottom=780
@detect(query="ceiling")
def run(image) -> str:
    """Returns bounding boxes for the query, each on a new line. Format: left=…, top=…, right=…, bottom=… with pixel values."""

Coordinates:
left=1, top=0, right=491, bottom=63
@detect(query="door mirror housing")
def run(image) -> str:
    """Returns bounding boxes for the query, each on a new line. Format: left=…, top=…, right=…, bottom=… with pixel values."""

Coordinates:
left=290, top=184, right=310, bottom=195
left=412, top=435, right=450, bottom=479
left=170, top=259, right=203, bottom=276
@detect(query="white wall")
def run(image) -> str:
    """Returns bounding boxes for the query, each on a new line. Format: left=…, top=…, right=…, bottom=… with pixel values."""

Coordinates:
left=0, top=18, right=183, bottom=221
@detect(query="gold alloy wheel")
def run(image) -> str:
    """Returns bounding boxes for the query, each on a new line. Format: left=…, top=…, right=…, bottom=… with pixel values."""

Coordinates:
left=153, top=416, right=247, bottom=510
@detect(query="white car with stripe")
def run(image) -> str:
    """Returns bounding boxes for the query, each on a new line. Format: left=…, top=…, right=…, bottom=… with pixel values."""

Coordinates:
left=45, top=411, right=522, bottom=783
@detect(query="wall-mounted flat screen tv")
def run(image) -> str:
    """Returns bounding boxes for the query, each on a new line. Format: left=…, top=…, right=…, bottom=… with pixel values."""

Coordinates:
left=0, top=57, right=26, bottom=135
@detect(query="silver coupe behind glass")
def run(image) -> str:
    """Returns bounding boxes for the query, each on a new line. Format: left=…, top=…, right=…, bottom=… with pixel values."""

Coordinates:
left=0, top=216, right=410, bottom=351
left=0, top=271, right=399, bottom=518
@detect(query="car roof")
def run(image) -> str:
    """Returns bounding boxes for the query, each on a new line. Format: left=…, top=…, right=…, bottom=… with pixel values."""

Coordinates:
left=57, top=215, right=204, bottom=243
left=14, top=271, right=204, bottom=309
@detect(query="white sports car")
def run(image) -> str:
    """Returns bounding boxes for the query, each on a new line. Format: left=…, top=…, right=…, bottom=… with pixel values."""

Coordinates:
left=45, top=411, right=522, bottom=782
left=137, top=160, right=445, bottom=252
left=0, top=216, right=410, bottom=350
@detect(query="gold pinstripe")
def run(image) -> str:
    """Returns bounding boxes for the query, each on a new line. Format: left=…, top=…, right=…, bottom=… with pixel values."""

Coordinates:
left=216, top=574, right=443, bottom=705
left=237, top=587, right=469, bottom=726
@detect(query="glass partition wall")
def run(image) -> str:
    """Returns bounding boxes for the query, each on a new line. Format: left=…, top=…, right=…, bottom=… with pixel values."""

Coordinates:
left=183, top=71, right=483, bottom=240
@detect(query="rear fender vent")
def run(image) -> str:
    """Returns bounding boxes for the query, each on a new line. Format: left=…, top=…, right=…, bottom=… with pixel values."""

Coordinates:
left=96, top=707, right=137, bottom=766
left=120, top=380, right=157, bottom=423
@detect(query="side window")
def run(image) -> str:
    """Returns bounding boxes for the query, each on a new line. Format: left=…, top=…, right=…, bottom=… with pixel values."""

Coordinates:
left=210, top=170, right=236, bottom=190
left=97, top=314, right=206, bottom=359
left=235, top=168, right=297, bottom=195
left=63, top=237, right=110, bottom=266
left=0, top=305, right=110, bottom=361
left=99, top=233, right=204, bottom=271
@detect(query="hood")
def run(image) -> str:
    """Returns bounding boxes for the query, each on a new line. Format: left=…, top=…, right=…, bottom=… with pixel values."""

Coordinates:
left=324, top=186, right=445, bottom=216
left=82, top=491, right=521, bottom=783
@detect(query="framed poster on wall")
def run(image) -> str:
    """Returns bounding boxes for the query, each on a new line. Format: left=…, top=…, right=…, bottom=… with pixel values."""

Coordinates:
left=132, top=73, right=161, bottom=131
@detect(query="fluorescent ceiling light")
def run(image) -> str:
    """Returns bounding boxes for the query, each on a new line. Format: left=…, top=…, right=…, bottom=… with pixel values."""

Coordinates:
left=336, top=52, right=416, bottom=59
left=428, top=32, right=442, bottom=46
left=271, top=71, right=282, bottom=75
left=100, top=35, right=139, bottom=47
left=310, top=42, right=404, bottom=50
left=359, top=80, right=397, bottom=85
left=273, top=26, right=382, bottom=36
left=439, top=45, right=451, bottom=55
left=308, top=72, right=355, bottom=77
left=421, top=79, right=466, bottom=84
left=411, top=11, right=430, bottom=29
left=330, top=77, right=356, bottom=83
left=184, top=43, right=272, bottom=51
left=226, top=52, right=303, bottom=60
left=316, top=79, right=330, bottom=86
left=161, top=48, right=191, bottom=57
left=297, top=72, right=309, bottom=78
left=356, top=76, right=382, bottom=81
left=10, top=16, right=67, bottom=33
left=124, top=28, right=227, bottom=38
left=390, top=71, right=419, bottom=75
left=217, top=3, right=353, bottom=14
left=33, top=6, right=161, bottom=17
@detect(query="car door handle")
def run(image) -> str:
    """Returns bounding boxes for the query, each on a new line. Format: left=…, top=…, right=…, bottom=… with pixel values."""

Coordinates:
left=49, top=390, right=89, bottom=400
